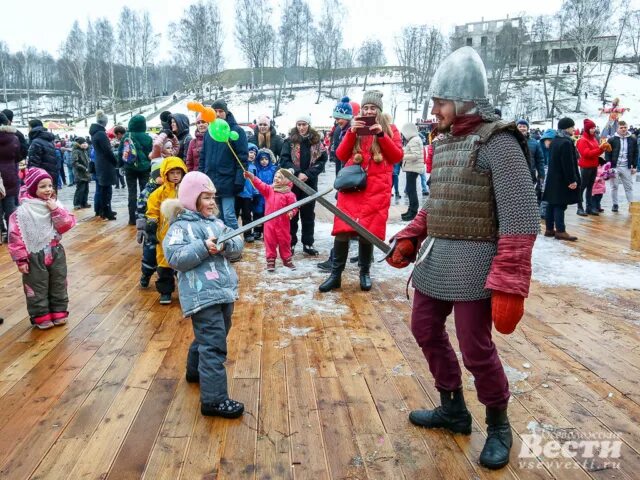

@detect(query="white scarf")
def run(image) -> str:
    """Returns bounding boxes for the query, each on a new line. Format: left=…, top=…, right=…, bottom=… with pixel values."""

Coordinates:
left=16, top=198, right=58, bottom=254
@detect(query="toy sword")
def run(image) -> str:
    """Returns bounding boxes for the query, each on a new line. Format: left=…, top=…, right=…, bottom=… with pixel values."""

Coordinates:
left=281, top=169, right=391, bottom=255
left=216, top=187, right=333, bottom=244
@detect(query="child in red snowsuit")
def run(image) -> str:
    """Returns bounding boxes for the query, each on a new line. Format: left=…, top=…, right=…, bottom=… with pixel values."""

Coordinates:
left=244, top=168, right=298, bottom=272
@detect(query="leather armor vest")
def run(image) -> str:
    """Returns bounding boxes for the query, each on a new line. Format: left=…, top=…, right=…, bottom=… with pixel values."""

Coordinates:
left=427, top=121, right=526, bottom=241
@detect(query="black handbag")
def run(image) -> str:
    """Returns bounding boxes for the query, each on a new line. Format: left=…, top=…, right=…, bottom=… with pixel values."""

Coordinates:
left=334, top=164, right=367, bottom=192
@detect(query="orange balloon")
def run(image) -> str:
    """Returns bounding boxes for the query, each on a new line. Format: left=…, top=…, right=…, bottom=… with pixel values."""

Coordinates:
left=187, top=101, right=205, bottom=113
left=201, top=107, right=216, bottom=123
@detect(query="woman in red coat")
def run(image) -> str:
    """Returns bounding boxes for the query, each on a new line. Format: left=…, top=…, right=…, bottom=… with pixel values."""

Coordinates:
left=319, top=90, right=403, bottom=292
left=575, top=118, right=610, bottom=216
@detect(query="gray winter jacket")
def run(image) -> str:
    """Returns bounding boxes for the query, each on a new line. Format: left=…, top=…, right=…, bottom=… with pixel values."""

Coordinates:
left=163, top=207, right=244, bottom=317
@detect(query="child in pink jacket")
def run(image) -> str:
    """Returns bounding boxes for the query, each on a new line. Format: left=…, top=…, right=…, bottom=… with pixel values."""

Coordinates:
left=9, top=168, right=76, bottom=329
left=244, top=168, right=298, bottom=272
left=591, top=161, right=611, bottom=213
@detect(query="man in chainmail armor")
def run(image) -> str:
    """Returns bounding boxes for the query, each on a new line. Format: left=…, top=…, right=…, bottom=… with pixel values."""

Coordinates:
left=386, top=47, right=540, bottom=470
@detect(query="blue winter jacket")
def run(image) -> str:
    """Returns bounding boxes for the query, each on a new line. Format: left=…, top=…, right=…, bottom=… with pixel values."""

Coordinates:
left=198, top=111, right=248, bottom=197
left=237, top=162, right=258, bottom=199
left=253, top=162, right=278, bottom=214
left=163, top=209, right=244, bottom=317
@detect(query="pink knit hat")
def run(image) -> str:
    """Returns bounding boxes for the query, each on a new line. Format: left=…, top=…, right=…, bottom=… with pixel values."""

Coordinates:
left=25, top=168, right=53, bottom=197
left=178, top=171, right=216, bottom=212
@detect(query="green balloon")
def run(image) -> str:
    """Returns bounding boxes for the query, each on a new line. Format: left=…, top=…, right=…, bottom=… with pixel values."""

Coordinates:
left=208, top=118, right=231, bottom=142
left=229, top=130, right=239, bottom=141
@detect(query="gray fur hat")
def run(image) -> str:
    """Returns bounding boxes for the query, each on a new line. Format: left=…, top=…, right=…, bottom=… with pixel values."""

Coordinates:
left=96, top=109, right=108, bottom=126
left=361, top=90, right=384, bottom=111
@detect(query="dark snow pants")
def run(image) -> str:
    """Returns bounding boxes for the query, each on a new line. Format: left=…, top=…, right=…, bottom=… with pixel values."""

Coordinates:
left=187, top=303, right=234, bottom=404
left=22, top=245, right=68, bottom=319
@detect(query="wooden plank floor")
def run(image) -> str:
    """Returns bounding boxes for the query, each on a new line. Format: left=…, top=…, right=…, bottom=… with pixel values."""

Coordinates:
left=0, top=173, right=639, bottom=479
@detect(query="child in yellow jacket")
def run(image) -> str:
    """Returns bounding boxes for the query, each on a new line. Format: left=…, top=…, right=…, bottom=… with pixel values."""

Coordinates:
left=145, top=156, right=187, bottom=304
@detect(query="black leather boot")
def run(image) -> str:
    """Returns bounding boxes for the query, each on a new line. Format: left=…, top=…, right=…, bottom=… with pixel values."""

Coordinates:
left=358, top=241, right=373, bottom=291
left=479, top=407, right=513, bottom=470
left=319, top=240, right=349, bottom=292
left=317, top=248, right=334, bottom=272
left=409, top=389, right=472, bottom=434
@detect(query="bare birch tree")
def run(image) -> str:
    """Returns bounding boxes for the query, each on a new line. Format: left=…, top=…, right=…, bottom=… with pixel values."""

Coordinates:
left=561, top=0, right=611, bottom=111
left=629, top=10, right=640, bottom=74
left=173, top=0, right=224, bottom=100
left=60, top=22, right=88, bottom=122
left=357, top=39, right=385, bottom=90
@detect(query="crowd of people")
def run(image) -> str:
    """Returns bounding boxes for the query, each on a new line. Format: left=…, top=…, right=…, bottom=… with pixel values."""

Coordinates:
left=0, top=45, right=638, bottom=469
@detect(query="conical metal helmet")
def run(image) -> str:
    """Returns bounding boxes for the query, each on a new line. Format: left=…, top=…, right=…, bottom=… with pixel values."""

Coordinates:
left=428, top=47, right=489, bottom=102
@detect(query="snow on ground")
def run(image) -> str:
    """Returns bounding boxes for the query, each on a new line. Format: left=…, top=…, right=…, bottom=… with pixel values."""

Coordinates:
left=532, top=235, right=640, bottom=292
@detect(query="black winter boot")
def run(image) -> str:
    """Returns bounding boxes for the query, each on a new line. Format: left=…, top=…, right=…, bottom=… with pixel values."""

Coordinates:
left=409, top=389, right=472, bottom=434
left=358, top=241, right=373, bottom=291
left=479, top=407, right=513, bottom=470
left=319, top=240, right=349, bottom=292
left=317, top=248, right=334, bottom=272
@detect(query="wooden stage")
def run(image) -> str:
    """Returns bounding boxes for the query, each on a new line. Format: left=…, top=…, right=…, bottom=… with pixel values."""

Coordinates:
left=0, top=175, right=639, bottom=479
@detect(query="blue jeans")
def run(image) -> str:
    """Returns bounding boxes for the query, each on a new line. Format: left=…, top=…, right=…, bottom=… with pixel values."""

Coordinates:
left=187, top=303, right=234, bottom=404
left=216, top=196, right=239, bottom=230
left=392, top=163, right=401, bottom=195
left=420, top=173, right=428, bottom=194
left=545, top=203, right=567, bottom=233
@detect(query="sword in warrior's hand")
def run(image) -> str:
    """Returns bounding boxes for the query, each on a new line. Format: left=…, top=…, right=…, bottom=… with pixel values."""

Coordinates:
left=216, top=186, right=334, bottom=245
left=281, top=169, right=391, bottom=256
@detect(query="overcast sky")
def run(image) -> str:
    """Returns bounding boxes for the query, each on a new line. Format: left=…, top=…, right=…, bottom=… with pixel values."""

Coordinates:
left=3, top=0, right=639, bottom=68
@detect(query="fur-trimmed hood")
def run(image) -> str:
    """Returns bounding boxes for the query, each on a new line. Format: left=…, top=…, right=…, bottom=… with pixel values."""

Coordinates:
left=161, top=198, right=185, bottom=225
left=0, top=125, right=17, bottom=134
left=288, top=126, right=321, bottom=145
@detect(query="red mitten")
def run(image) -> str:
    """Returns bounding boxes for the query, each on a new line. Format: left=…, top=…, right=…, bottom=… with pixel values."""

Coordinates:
left=491, top=291, right=525, bottom=334
left=386, top=238, right=415, bottom=269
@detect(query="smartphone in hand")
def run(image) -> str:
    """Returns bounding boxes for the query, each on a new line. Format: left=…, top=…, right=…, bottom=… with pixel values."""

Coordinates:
left=355, top=116, right=376, bottom=136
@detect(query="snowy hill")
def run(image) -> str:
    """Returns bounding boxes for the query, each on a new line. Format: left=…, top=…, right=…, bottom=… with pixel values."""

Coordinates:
left=12, top=63, right=640, bottom=138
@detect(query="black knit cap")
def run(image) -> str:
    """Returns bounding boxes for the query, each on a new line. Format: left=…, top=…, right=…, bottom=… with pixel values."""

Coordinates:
left=212, top=99, right=228, bottom=113
left=160, top=111, right=172, bottom=123
left=557, top=117, right=575, bottom=130
left=1, top=109, right=13, bottom=122
left=0, top=112, right=8, bottom=126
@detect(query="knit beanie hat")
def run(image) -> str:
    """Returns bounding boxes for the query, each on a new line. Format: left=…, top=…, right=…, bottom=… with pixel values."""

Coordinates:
left=178, top=171, right=216, bottom=212
left=257, top=114, right=270, bottom=126
left=350, top=101, right=361, bottom=117
left=333, top=96, right=353, bottom=120
left=96, top=109, right=108, bottom=126
left=516, top=119, right=529, bottom=128
left=558, top=117, right=575, bottom=130
left=1, top=109, right=13, bottom=122
left=296, top=113, right=311, bottom=124
left=75, top=136, right=87, bottom=145
left=361, top=90, right=383, bottom=111
left=0, top=112, right=8, bottom=126
left=150, top=158, right=164, bottom=179
left=583, top=118, right=596, bottom=131
left=25, top=168, right=53, bottom=197
left=247, top=142, right=258, bottom=155
left=212, top=99, right=228, bottom=113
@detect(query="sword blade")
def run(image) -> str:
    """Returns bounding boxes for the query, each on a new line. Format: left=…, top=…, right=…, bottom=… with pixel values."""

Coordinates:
left=281, top=170, right=390, bottom=254
left=216, top=186, right=333, bottom=244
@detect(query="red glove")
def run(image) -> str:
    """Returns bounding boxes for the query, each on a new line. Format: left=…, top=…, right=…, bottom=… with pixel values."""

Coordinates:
left=386, top=238, right=415, bottom=269
left=491, top=291, right=525, bottom=334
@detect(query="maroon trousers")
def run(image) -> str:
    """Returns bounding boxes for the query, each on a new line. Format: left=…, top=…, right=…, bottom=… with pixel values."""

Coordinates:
left=411, top=290, right=510, bottom=409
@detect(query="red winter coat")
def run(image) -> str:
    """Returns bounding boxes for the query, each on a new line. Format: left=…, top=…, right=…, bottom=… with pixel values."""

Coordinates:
left=576, top=131, right=603, bottom=169
left=333, top=126, right=404, bottom=240
left=186, top=130, right=205, bottom=172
